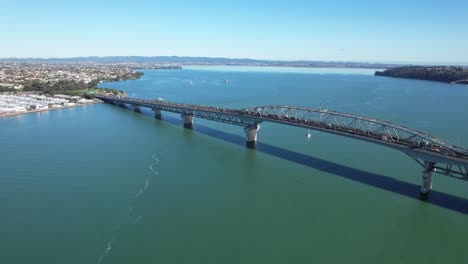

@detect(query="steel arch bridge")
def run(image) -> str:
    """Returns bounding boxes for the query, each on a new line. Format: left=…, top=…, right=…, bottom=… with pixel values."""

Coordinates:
left=97, top=94, right=468, bottom=194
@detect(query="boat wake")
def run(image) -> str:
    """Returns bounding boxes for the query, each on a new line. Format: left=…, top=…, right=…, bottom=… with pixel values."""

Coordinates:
left=134, top=177, right=151, bottom=200
left=149, top=155, right=160, bottom=175
left=130, top=154, right=160, bottom=210
left=97, top=153, right=161, bottom=264
left=135, top=215, right=143, bottom=223
left=97, top=240, right=113, bottom=264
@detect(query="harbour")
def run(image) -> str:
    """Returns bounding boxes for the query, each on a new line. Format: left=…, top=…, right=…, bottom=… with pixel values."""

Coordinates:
left=0, top=93, right=100, bottom=117
left=1, top=67, right=467, bottom=263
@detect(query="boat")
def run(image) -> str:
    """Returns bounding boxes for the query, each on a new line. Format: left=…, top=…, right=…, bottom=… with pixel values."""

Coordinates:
left=225, top=80, right=229, bottom=83
left=306, top=130, right=312, bottom=139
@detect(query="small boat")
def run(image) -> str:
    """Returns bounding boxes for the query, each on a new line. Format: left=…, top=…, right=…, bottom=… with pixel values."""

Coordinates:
left=306, top=130, right=312, bottom=139
left=225, top=80, right=229, bottom=83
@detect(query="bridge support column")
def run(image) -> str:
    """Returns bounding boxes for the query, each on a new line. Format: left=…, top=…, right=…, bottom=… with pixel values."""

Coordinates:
left=181, top=114, right=194, bottom=128
left=420, top=162, right=436, bottom=194
left=112, top=101, right=124, bottom=107
left=132, top=105, right=141, bottom=112
left=153, top=108, right=162, bottom=119
left=244, top=124, right=260, bottom=148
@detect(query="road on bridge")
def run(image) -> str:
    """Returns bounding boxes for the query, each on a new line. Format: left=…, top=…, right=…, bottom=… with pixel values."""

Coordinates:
left=97, top=94, right=468, bottom=194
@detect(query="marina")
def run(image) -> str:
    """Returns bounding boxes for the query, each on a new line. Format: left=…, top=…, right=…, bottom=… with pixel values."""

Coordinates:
left=0, top=93, right=98, bottom=117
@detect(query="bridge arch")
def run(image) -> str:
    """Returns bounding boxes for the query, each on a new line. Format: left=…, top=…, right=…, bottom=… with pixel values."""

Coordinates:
left=97, top=95, right=468, bottom=193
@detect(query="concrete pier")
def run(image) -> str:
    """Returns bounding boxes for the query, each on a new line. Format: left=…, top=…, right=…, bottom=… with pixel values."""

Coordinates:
left=97, top=94, right=468, bottom=195
left=421, top=162, right=436, bottom=194
left=111, top=101, right=125, bottom=107
left=244, top=124, right=260, bottom=148
left=181, top=114, right=194, bottom=128
left=153, top=109, right=162, bottom=119
left=132, top=105, right=141, bottom=112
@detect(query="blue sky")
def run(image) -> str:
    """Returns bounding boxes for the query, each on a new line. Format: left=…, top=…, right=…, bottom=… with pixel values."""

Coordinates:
left=1, top=0, right=468, bottom=63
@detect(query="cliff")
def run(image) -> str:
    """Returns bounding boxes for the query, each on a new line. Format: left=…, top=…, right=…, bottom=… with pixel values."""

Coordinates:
left=375, top=66, right=468, bottom=84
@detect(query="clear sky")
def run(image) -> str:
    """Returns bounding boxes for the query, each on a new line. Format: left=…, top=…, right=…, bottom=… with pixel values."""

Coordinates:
left=1, top=0, right=468, bottom=63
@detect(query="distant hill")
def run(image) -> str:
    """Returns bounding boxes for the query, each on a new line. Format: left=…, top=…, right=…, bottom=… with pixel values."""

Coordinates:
left=0, top=56, right=398, bottom=69
left=375, top=66, right=468, bottom=84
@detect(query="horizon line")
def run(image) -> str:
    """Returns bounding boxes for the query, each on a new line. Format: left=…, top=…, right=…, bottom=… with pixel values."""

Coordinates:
left=0, top=55, right=467, bottom=66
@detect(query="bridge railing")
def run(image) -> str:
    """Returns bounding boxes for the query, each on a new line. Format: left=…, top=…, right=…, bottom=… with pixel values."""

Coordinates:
left=242, top=105, right=468, bottom=160
left=97, top=94, right=468, bottom=161
left=97, top=94, right=468, bottom=184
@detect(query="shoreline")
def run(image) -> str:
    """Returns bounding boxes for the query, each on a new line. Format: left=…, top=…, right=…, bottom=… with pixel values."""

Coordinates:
left=375, top=66, right=468, bottom=85
left=0, top=100, right=102, bottom=118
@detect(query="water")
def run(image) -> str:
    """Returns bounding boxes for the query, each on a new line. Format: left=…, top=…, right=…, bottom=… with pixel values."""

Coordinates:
left=1, top=66, right=468, bottom=263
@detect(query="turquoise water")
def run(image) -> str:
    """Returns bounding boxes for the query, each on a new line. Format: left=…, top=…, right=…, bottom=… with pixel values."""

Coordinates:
left=1, top=66, right=468, bottom=263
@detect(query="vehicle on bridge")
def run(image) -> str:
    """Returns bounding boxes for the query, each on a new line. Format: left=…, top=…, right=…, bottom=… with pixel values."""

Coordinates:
left=96, top=94, right=468, bottom=195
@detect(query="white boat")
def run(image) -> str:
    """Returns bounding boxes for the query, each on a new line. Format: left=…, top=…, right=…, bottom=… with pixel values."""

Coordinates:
left=306, top=130, right=312, bottom=139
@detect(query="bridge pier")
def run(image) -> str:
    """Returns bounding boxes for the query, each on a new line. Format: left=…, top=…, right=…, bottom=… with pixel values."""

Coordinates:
left=181, top=114, right=194, bottom=128
left=111, top=101, right=125, bottom=107
left=245, top=124, right=260, bottom=148
left=153, top=108, right=162, bottom=119
left=132, top=105, right=141, bottom=112
left=96, top=95, right=468, bottom=190
left=420, top=162, right=436, bottom=194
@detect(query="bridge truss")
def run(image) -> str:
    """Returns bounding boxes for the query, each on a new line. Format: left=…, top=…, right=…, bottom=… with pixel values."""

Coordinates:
left=242, top=105, right=468, bottom=181
left=98, top=95, right=468, bottom=189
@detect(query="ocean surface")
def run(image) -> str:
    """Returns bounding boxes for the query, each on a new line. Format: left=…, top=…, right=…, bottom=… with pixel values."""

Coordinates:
left=1, top=66, right=468, bottom=263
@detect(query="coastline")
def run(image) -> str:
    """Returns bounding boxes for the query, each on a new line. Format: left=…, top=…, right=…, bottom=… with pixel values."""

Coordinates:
left=374, top=66, right=468, bottom=85
left=0, top=100, right=102, bottom=118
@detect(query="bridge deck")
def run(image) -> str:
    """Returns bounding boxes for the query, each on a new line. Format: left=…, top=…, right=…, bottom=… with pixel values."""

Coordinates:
left=97, top=94, right=468, bottom=180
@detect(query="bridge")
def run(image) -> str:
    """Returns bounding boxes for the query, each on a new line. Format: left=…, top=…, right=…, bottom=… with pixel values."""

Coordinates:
left=96, top=94, right=468, bottom=194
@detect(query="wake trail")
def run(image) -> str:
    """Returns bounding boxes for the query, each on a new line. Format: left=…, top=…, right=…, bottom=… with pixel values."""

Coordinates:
left=97, top=240, right=113, bottom=264
left=97, top=153, right=161, bottom=264
left=132, top=154, right=159, bottom=204
left=135, top=215, right=143, bottom=223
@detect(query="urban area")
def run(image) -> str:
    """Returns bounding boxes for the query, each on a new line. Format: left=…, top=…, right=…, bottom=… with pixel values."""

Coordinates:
left=0, top=62, right=179, bottom=116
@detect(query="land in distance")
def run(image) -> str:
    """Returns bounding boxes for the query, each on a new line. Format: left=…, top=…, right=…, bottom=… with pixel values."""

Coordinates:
left=375, top=66, right=468, bottom=84
left=1, top=56, right=406, bottom=69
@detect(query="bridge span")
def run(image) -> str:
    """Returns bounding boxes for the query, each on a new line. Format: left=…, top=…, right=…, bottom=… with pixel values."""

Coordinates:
left=96, top=94, right=468, bottom=194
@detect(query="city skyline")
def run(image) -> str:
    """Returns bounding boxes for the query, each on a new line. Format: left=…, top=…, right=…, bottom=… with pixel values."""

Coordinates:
left=1, top=0, right=468, bottom=64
